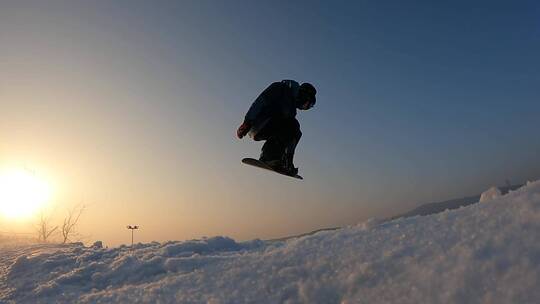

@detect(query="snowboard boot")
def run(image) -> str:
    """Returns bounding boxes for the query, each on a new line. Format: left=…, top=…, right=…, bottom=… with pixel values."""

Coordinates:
left=264, top=159, right=285, bottom=170
left=259, top=154, right=296, bottom=175
left=282, top=165, right=298, bottom=176
left=281, top=152, right=298, bottom=176
left=259, top=152, right=285, bottom=170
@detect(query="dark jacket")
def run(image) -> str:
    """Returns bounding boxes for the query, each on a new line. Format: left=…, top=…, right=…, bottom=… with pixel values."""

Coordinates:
left=245, top=80, right=300, bottom=139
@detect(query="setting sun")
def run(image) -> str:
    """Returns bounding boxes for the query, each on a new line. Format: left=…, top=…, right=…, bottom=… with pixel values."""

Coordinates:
left=0, top=168, right=52, bottom=219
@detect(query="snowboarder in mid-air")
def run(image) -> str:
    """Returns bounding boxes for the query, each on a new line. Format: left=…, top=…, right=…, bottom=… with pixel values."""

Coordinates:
left=237, top=80, right=317, bottom=177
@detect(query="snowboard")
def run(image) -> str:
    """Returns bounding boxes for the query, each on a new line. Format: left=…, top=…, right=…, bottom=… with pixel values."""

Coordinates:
left=242, top=158, right=303, bottom=180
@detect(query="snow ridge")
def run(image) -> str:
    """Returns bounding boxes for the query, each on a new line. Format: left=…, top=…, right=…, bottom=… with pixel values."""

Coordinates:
left=2, top=181, right=540, bottom=303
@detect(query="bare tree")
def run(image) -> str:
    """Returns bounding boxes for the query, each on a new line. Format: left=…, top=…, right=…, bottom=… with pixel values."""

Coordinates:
left=61, top=204, right=85, bottom=244
left=36, top=211, right=58, bottom=243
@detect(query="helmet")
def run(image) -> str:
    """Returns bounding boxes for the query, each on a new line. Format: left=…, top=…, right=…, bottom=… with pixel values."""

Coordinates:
left=298, top=82, right=317, bottom=109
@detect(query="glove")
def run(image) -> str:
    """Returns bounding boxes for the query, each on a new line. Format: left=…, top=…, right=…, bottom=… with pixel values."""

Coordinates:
left=236, top=121, right=251, bottom=139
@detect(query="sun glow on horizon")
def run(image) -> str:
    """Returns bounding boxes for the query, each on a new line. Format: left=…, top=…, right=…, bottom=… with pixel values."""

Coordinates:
left=0, top=168, right=53, bottom=219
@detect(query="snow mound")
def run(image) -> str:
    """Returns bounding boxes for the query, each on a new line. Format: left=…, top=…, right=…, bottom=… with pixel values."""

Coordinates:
left=2, top=181, right=540, bottom=303
left=479, top=186, right=502, bottom=203
left=355, top=217, right=382, bottom=230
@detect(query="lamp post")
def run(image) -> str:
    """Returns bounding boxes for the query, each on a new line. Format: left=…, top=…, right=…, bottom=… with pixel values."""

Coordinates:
left=127, top=225, right=139, bottom=247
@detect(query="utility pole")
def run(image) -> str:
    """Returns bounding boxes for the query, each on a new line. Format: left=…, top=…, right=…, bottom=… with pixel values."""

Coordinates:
left=127, top=225, right=139, bottom=247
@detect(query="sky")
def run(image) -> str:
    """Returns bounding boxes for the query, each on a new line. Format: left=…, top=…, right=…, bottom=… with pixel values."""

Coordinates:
left=1, top=0, right=539, bottom=246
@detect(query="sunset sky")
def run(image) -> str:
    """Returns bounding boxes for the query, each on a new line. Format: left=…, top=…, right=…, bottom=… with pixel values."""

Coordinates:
left=1, top=1, right=539, bottom=246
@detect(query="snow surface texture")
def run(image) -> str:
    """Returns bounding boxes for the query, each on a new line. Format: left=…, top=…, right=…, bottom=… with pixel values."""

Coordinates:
left=2, top=181, right=540, bottom=303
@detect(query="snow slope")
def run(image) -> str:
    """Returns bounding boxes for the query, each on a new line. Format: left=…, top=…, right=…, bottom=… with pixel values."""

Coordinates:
left=2, top=181, right=540, bottom=303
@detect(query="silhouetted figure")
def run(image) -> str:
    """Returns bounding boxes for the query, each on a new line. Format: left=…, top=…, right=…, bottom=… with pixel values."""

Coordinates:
left=237, top=80, right=317, bottom=175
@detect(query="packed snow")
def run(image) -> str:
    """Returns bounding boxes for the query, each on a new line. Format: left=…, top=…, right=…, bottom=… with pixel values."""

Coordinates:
left=479, top=186, right=502, bottom=203
left=2, top=181, right=540, bottom=303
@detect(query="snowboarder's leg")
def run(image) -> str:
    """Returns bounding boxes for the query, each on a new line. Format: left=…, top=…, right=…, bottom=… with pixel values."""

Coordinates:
left=282, top=118, right=302, bottom=174
left=256, top=119, right=286, bottom=164
left=256, top=117, right=302, bottom=174
left=260, top=136, right=285, bottom=163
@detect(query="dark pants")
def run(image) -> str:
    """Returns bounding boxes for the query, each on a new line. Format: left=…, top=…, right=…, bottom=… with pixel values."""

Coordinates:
left=254, top=117, right=302, bottom=163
